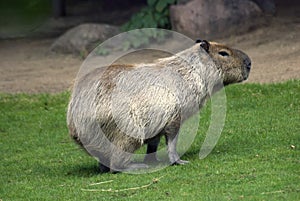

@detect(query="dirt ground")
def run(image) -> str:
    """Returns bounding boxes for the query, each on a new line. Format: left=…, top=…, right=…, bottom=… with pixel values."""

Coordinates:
left=0, top=1, right=299, bottom=94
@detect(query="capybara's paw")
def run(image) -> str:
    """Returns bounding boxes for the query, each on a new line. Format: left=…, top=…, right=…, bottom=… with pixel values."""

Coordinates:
left=172, top=159, right=189, bottom=165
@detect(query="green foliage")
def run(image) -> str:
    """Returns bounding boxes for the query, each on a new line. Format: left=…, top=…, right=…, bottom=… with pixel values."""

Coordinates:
left=0, top=81, right=299, bottom=200
left=94, top=28, right=168, bottom=55
left=98, top=0, right=177, bottom=53
left=122, top=0, right=177, bottom=31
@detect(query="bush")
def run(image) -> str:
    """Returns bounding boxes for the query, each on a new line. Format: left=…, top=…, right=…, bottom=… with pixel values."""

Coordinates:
left=95, top=0, right=177, bottom=55
left=122, top=0, right=177, bottom=31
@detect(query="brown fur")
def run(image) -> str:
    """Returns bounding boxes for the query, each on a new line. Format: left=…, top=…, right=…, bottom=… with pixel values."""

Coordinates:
left=67, top=41, right=251, bottom=172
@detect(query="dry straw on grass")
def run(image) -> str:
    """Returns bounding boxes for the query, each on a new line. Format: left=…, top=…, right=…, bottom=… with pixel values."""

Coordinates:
left=81, top=176, right=163, bottom=193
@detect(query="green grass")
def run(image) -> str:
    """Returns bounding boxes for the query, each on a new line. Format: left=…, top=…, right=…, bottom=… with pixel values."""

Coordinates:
left=0, top=81, right=299, bottom=200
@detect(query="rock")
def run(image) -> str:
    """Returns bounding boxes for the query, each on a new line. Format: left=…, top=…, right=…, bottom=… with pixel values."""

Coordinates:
left=170, top=0, right=266, bottom=40
left=252, top=0, right=276, bottom=16
left=50, top=23, right=119, bottom=55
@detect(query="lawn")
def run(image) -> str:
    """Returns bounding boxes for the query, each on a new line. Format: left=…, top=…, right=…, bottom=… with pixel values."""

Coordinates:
left=0, top=81, right=299, bottom=200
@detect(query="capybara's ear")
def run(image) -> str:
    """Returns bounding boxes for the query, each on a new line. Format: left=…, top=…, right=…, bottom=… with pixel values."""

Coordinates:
left=195, top=39, right=202, bottom=43
left=199, top=40, right=210, bottom=53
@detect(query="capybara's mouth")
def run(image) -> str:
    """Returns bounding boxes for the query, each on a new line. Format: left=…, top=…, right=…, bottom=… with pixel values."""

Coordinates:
left=242, top=72, right=250, bottom=81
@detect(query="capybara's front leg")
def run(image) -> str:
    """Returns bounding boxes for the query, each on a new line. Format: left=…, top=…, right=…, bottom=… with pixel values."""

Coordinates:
left=165, top=119, right=189, bottom=165
left=165, top=133, right=189, bottom=165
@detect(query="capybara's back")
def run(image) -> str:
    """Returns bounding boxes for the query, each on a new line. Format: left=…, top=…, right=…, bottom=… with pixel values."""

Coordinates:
left=67, top=40, right=251, bottom=172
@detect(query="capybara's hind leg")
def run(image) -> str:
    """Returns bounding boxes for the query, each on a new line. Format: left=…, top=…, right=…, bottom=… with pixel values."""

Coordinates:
left=110, top=144, right=148, bottom=173
left=109, top=146, right=131, bottom=172
left=99, top=163, right=110, bottom=173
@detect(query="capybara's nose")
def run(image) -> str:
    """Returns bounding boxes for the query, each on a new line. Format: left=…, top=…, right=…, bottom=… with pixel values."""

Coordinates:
left=245, top=58, right=251, bottom=71
left=247, top=62, right=251, bottom=71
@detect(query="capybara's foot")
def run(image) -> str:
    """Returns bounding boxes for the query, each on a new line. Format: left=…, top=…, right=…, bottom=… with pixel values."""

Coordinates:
left=172, top=159, right=189, bottom=165
left=168, top=149, right=189, bottom=165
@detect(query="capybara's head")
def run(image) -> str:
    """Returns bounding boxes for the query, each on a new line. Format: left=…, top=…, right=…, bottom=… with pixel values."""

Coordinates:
left=196, top=40, right=251, bottom=85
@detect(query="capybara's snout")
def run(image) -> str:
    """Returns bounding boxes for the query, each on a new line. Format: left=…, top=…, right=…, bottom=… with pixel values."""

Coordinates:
left=245, top=58, right=251, bottom=71
left=243, top=57, right=251, bottom=80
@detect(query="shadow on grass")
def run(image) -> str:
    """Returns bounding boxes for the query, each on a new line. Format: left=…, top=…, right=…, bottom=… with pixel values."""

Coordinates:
left=64, top=163, right=102, bottom=177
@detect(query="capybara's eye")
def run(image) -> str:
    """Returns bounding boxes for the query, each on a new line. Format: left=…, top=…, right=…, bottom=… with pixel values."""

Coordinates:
left=219, top=51, right=230, bottom=57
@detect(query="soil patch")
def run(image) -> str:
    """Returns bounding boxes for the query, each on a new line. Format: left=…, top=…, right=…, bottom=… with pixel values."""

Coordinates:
left=0, top=1, right=299, bottom=94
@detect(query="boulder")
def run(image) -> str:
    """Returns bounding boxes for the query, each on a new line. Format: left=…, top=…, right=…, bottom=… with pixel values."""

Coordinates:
left=50, top=23, right=119, bottom=55
left=170, top=0, right=267, bottom=40
left=252, top=0, right=276, bottom=16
